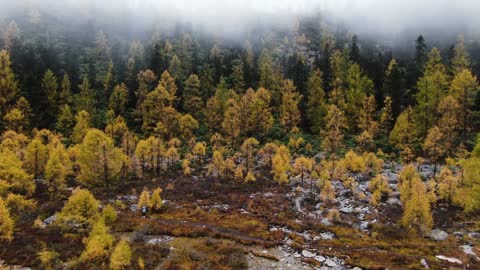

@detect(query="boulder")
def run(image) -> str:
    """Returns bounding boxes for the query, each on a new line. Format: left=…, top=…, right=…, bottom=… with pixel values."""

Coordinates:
left=430, top=229, right=448, bottom=241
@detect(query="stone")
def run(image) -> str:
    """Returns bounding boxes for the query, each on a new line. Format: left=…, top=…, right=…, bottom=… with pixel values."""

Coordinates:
left=461, top=245, right=480, bottom=260
left=43, top=215, right=57, bottom=225
left=430, top=229, right=448, bottom=241
left=468, top=232, right=480, bottom=239
left=320, top=232, right=335, bottom=240
left=324, top=258, right=337, bottom=267
left=352, top=268, right=362, bottom=270
left=386, top=198, right=402, bottom=206
left=420, top=258, right=430, bottom=269
left=293, top=253, right=301, bottom=258
left=452, top=231, right=463, bottom=238
left=320, top=218, right=332, bottom=226
left=339, top=206, right=353, bottom=214
left=435, top=255, right=462, bottom=264
left=314, top=255, right=326, bottom=262
left=301, top=250, right=315, bottom=258
left=130, top=204, right=137, bottom=212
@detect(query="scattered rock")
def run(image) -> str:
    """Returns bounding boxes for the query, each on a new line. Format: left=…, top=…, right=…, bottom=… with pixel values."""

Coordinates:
left=461, top=245, right=480, bottom=260
left=314, top=255, right=326, bottom=262
left=420, top=258, right=430, bottom=269
left=352, top=267, right=362, bottom=270
left=320, top=232, right=335, bottom=240
left=386, top=198, right=402, bottom=206
left=468, top=232, right=480, bottom=239
left=320, top=218, right=332, bottom=226
left=452, top=231, right=463, bottom=238
left=430, top=229, right=448, bottom=241
left=43, top=215, right=57, bottom=225
left=301, top=250, right=315, bottom=258
left=324, top=258, right=337, bottom=267
left=435, top=255, right=462, bottom=264
left=339, top=206, right=353, bottom=214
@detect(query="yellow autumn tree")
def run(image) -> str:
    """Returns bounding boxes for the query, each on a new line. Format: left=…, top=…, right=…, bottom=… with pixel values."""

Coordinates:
left=44, top=150, right=66, bottom=199
left=271, top=145, right=291, bottom=184
left=400, top=176, right=434, bottom=234
left=293, top=156, right=313, bottom=186
left=368, top=174, right=391, bottom=206
left=109, top=240, right=132, bottom=270
left=78, top=129, right=125, bottom=192
left=150, top=187, right=163, bottom=211
left=56, top=188, right=100, bottom=231
left=24, top=138, right=48, bottom=179
left=80, top=219, right=114, bottom=262
left=0, top=197, right=14, bottom=241
left=279, top=80, right=302, bottom=132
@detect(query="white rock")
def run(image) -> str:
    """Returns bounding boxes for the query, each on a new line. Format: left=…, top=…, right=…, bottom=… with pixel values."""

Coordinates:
left=324, top=258, right=337, bottom=267
left=461, top=245, right=480, bottom=260
left=301, top=250, right=315, bottom=258
left=430, top=229, right=448, bottom=241
left=420, top=258, right=430, bottom=269
left=314, top=255, right=326, bottom=262
left=435, top=255, right=462, bottom=264
left=320, top=232, right=335, bottom=240
left=339, top=206, right=353, bottom=214
left=43, top=215, right=57, bottom=225
left=352, top=267, right=362, bottom=270
left=386, top=198, right=402, bottom=206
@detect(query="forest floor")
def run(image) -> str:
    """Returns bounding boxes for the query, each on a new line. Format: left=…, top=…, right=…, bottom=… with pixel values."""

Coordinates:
left=1, top=163, right=480, bottom=269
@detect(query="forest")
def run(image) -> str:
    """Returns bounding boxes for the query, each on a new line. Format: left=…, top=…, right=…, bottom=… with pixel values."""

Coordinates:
left=0, top=1, right=479, bottom=269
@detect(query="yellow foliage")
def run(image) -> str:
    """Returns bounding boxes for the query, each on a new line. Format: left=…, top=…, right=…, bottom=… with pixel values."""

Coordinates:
left=244, top=170, right=256, bottom=183
left=56, top=188, right=99, bottom=231
left=109, top=240, right=132, bottom=270
left=80, top=219, right=113, bottom=261
left=362, top=152, right=384, bottom=175
left=320, top=180, right=335, bottom=203
left=271, top=145, right=291, bottom=184
left=137, top=188, right=152, bottom=209
left=368, top=174, right=391, bottom=206
left=102, top=204, right=117, bottom=225
left=151, top=188, right=163, bottom=211
left=342, top=150, right=366, bottom=173
left=182, top=159, right=191, bottom=175
left=0, top=197, right=14, bottom=241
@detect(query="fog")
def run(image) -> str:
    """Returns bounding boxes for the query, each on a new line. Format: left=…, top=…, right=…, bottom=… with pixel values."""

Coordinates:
left=2, top=0, right=480, bottom=39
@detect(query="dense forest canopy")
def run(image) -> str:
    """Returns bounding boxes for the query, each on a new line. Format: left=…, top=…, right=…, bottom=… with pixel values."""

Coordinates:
left=0, top=1, right=480, bottom=269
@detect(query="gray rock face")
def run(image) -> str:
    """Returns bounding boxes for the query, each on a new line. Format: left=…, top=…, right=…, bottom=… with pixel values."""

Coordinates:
left=430, top=229, right=448, bottom=241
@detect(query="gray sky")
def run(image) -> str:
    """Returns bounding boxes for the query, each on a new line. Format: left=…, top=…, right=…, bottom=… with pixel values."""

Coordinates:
left=3, top=0, right=480, bottom=37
